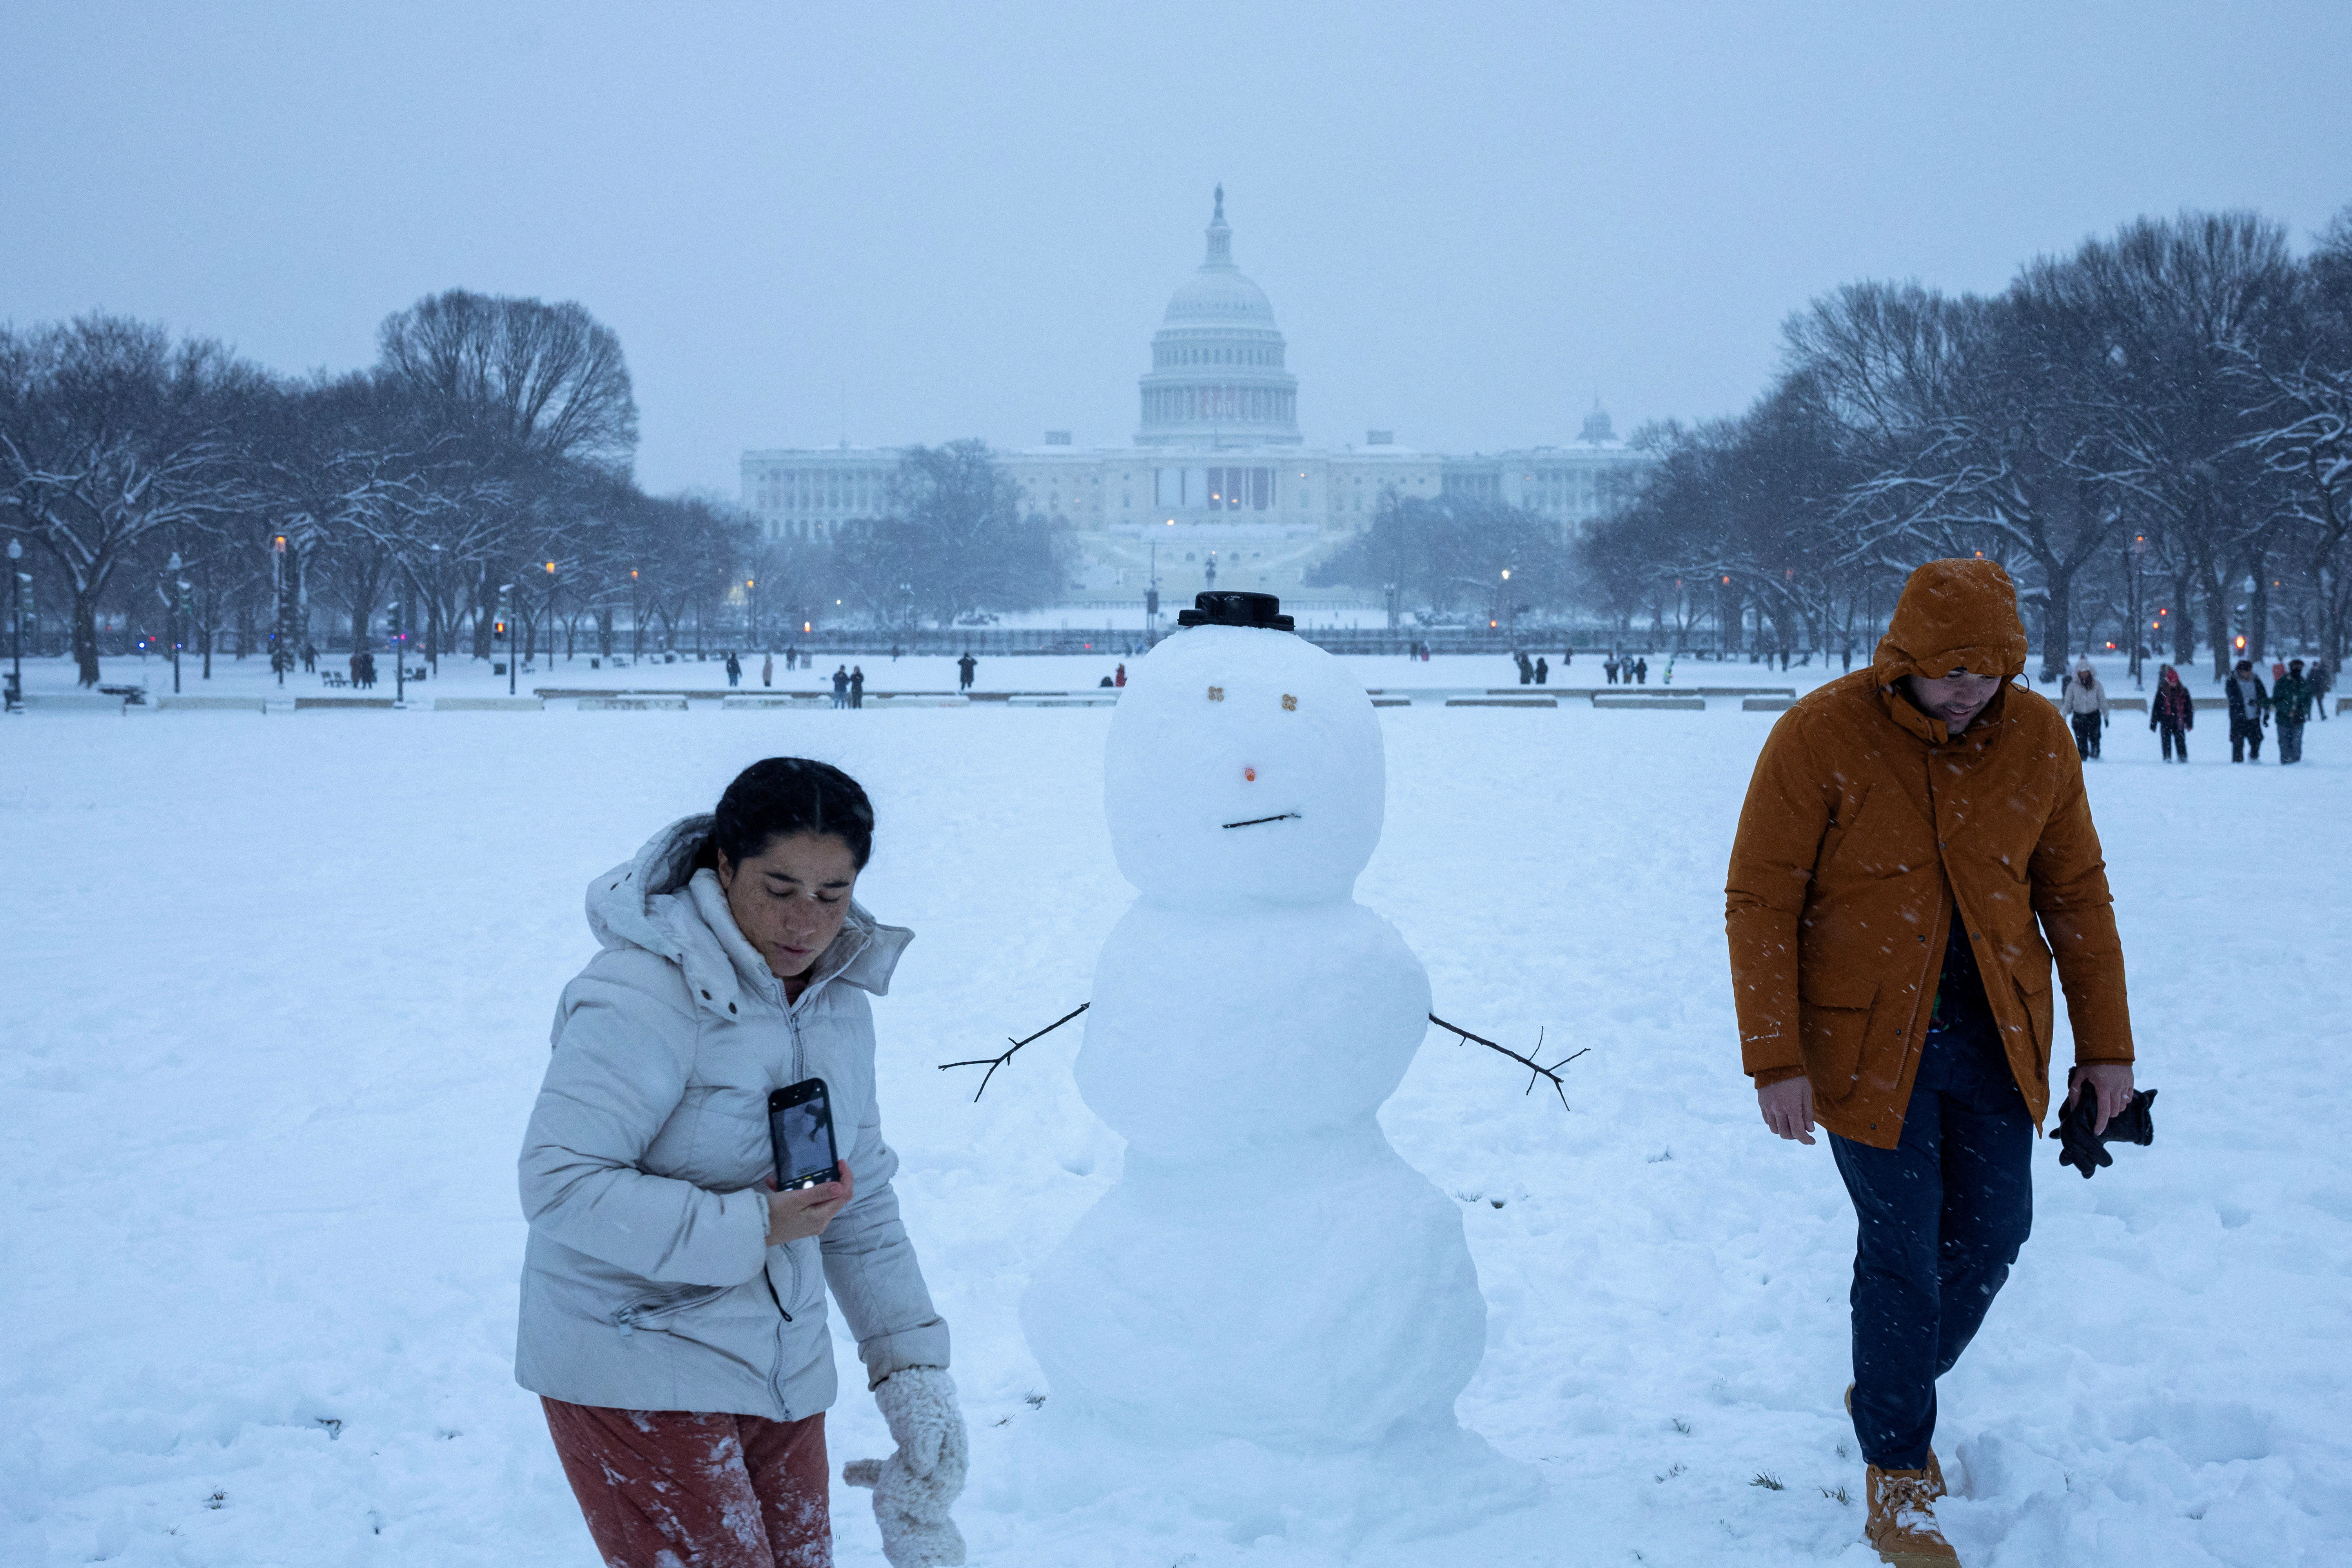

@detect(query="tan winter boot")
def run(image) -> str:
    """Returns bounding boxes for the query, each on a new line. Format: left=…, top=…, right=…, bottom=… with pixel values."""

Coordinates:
left=1866, top=1465, right=1960, bottom=1566
left=1844, top=1384, right=1948, bottom=1493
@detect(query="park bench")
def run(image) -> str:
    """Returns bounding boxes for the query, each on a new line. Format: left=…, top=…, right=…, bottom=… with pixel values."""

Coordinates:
left=1447, top=697, right=1557, bottom=708
left=1593, top=694, right=1707, bottom=711
left=98, top=684, right=148, bottom=704
left=577, top=695, right=688, bottom=711
left=433, top=697, right=544, bottom=711
left=293, top=696, right=396, bottom=711
left=158, top=695, right=267, bottom=713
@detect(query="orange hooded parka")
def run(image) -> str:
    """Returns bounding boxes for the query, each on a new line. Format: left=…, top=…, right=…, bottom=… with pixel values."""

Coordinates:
left=1724, top=559, right=2134, bottom=1147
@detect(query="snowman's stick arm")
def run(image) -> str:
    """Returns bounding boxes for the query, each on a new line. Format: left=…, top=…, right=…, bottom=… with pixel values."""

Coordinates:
left=938, top=1003, right=1091, bottom=1102
left=1426, top=1014, right=1589, bottom=1111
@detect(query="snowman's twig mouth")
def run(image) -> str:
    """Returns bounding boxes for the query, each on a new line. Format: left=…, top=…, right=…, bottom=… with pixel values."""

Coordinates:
left=1222, top=812, right=1301, bottom=829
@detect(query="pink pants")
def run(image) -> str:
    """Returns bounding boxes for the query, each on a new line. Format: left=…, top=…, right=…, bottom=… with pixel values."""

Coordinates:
left=542, top=1397, right=831, bottom=1568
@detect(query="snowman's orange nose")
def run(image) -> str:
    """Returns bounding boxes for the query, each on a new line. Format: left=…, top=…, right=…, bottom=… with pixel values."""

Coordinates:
left=1243, top=767, right=1257, bottom=782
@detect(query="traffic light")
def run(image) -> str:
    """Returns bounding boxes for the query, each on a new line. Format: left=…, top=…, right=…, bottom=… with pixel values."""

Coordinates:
left=494, top=583, right=513, bottom=642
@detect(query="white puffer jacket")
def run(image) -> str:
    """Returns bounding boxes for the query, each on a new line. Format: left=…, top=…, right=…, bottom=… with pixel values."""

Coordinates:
left=514, top=815, right=948, bottom=1418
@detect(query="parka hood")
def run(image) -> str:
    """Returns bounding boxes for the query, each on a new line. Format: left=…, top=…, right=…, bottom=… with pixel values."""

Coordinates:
left=1872, top=559, right=2030, bottom=686
left=584, top=814, right=911, bottom=1012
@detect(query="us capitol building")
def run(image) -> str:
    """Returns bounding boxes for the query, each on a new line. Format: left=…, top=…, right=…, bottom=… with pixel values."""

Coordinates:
left=741, top=189, right=1646, bottom=606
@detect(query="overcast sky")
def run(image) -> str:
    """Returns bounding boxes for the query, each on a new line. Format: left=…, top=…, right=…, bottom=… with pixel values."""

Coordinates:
left=5, top=1, right=2348, bottom=493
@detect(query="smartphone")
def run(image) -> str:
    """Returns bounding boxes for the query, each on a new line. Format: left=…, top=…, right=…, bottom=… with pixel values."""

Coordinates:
left=768, top=1078, right=842, bottom=1192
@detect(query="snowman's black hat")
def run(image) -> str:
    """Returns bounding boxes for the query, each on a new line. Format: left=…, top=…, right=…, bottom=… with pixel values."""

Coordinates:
left=1176, top=591, right=1294, bottom=632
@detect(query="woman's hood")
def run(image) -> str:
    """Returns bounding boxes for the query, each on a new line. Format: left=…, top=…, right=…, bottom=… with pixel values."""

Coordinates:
left=1872, top=559, right=2030, bottom=685
left=584, top=814, right=911, bottom=1004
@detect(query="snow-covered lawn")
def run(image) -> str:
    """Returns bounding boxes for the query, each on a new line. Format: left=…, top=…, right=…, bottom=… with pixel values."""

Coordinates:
left=3, top=694, right=2345, bottom=1565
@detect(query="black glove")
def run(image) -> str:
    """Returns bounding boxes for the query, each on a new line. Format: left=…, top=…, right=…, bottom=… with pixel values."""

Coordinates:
left=2057, top=1085, right=2157, bottom=1179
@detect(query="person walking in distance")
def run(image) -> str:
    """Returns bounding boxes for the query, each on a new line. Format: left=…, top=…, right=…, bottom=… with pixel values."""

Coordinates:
left=2308, top=659, right=2330, bottom=721
left=1535, top=656, right=1548, bottom=686
left=1604, top=654, right=1620, bottom=686
left=762, top=651, right=773, bottom=688
left=2150, top=664, right=2194, bottom=762
left=956, top=651, right=976, bottom=693
left=2226, top=659, right=2269, bottom=763
left=1113, top=662, right=1127, bottom=688
left=1635, top=656, right=1649, bottom=686
left=2272, top=658, right=2313, bottom=764
left=725, top=650, right=742, bottom=688
left=1726, top=559, right=2136, bottom=1567
left=849, top=665, right=865, bottom=709
left=2058, top=658, right=2109, bottom=761
left=831, top=664, right=849, bottom=710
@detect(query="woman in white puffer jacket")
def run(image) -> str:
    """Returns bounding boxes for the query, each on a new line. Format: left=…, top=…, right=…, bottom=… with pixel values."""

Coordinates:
left=516, top=757, right=966, bottom=1568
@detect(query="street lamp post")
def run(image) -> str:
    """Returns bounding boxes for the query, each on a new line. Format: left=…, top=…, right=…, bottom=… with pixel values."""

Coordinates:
left=5, top=537, right=22, bottom=712
left=391, top=593, right=405, bottom=705
left=165, top=551, right=185, bottom=695
left=497, top=583, right=517, bottom=695
left=543, top=560, right=559, bottom=670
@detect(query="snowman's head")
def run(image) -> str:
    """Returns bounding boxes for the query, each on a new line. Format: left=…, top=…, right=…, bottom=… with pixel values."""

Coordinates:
left=1103, top=624, right=1384, bottom=905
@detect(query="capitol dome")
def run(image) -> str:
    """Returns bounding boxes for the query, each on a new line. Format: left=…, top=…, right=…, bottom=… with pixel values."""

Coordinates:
left=1136, top=188, right=1301, bottom=448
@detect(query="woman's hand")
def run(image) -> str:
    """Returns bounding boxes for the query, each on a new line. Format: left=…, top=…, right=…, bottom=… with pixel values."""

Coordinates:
left=765, top=1161, right=855, bottom=1244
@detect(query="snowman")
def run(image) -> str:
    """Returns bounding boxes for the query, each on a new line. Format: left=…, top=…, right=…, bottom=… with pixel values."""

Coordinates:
left=1018, top=593, right=1532, bottom=1526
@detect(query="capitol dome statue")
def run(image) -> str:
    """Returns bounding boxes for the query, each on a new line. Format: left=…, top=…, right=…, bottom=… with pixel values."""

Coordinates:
left=1135, top=187, right=1301, bottom=448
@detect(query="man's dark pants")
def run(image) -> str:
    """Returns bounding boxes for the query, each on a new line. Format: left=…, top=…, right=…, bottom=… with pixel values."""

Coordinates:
left=1829, top=1019, right=2033, bottom=1472
left=2070, top=712, right=2100, bottom=760
left=2232, top=718, right=2263, bottom=762
left=2278, top=720, right=2305, bottom=764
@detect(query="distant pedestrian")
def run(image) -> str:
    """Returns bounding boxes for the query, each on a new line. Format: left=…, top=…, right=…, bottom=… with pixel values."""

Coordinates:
left=2310, top=659, right=2332, bottom=721
left=2151, top=664, right=2193, bottom=762
left=301, top=642, right=317, bottom=673
left=2227, top=659, right=2269, bottom=763
left=1604, top=656, right=1620, bottom=686
left=2058, top=658, right=2109, bottom=760
left=761, top=652, right=773, bottom=688
left=1099, top=675, right=1115, bottom=688
left=1114, top=663, right=1127, bottom=688
left=956, top=651, right=976, bottom=691
left=724, top=651, right=742, bottom=688
left=890, top=645, right=901, bottom=662
left=1534, top=657, right=1548, bottom=685
left=784, top=643, right=798, bottom=673
left=849, top=666, right=864, bottom=709
left=350, top=650, right=365, bottom=688
left=1562, top=648, right=1573, bottom=669
left=1635, top=657, right=1649, bottom=685
left=1517, top=651, right=1534, bottom=686
left=831, top=665, right=849, bottom=709
left=2273, top=659, right=2312, bottom=764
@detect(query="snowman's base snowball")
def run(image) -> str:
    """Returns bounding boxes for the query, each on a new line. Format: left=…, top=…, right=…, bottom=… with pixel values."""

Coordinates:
left=1021, top=1134, right=1484, bottom=1450
left=1002, top=1406, right=1543, bottom=1545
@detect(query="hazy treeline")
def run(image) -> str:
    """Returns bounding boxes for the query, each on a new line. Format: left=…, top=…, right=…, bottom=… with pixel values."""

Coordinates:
left=1311, top=493, right=1581, bottom=629
left=0, top=292, right=1068, bottom=688
left=1581, top=208, right=2352, bottom=677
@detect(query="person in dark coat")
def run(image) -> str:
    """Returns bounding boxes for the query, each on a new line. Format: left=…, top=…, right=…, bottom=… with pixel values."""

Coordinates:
left=831, top=665, right=850, bottom=709
left=300, top=642, right=317, bottom=673
left=1604, top=656, right=1620, bottom=685
left=1516, top=650, right=1534, bottom=686
left=2226, top=659, right=2269, bottom=762
left=724, top=651, right=742, bottom=688
left=1534, top=656, right=1548, bottom=685
left=956, top=652, right=977, bottom=691
left=849, top=666, right=865, bottom=709
left=2272, top=659, right=2313, bottom=764
left=350, top=650, right=365, bottom=688
left=2150, top=664, right=2194, bottom=762
left=2308, top=659, right=2332, bottom=722
left=1635, top=657, right=1649, bottom=685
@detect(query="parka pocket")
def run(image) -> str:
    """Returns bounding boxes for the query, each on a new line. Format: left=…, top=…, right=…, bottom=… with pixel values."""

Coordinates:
left=2013, top=966, right=2055, bottom=1066
left=612, top=1284, right=725, bottom=1337
left=1798, top=972, right=1879, bottom=1089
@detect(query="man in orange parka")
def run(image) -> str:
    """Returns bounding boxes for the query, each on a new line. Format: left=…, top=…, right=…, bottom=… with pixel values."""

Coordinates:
left=1726, top=559, right=2137, bottom=1566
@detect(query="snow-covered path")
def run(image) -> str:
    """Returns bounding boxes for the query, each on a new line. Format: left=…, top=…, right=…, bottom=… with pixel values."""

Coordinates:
left=3, top=699, right=2345, bottom=1565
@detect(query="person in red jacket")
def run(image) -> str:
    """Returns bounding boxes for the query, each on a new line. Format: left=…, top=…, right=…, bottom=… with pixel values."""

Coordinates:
left=2150, top=665, right=2194, bottom=762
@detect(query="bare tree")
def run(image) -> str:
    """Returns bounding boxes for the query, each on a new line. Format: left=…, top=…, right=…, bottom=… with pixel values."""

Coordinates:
left=0, top=317, right=260, bottom=685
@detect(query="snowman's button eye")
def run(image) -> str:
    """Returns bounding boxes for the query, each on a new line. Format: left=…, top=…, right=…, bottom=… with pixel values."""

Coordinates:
left=1281, top=693, right=1297, bottom=711
left=1207, top=685, right=1224, bottom=701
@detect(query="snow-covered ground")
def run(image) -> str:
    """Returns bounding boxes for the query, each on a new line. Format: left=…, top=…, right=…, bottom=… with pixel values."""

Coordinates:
left=3, top=679, right=2345, bottom=1565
